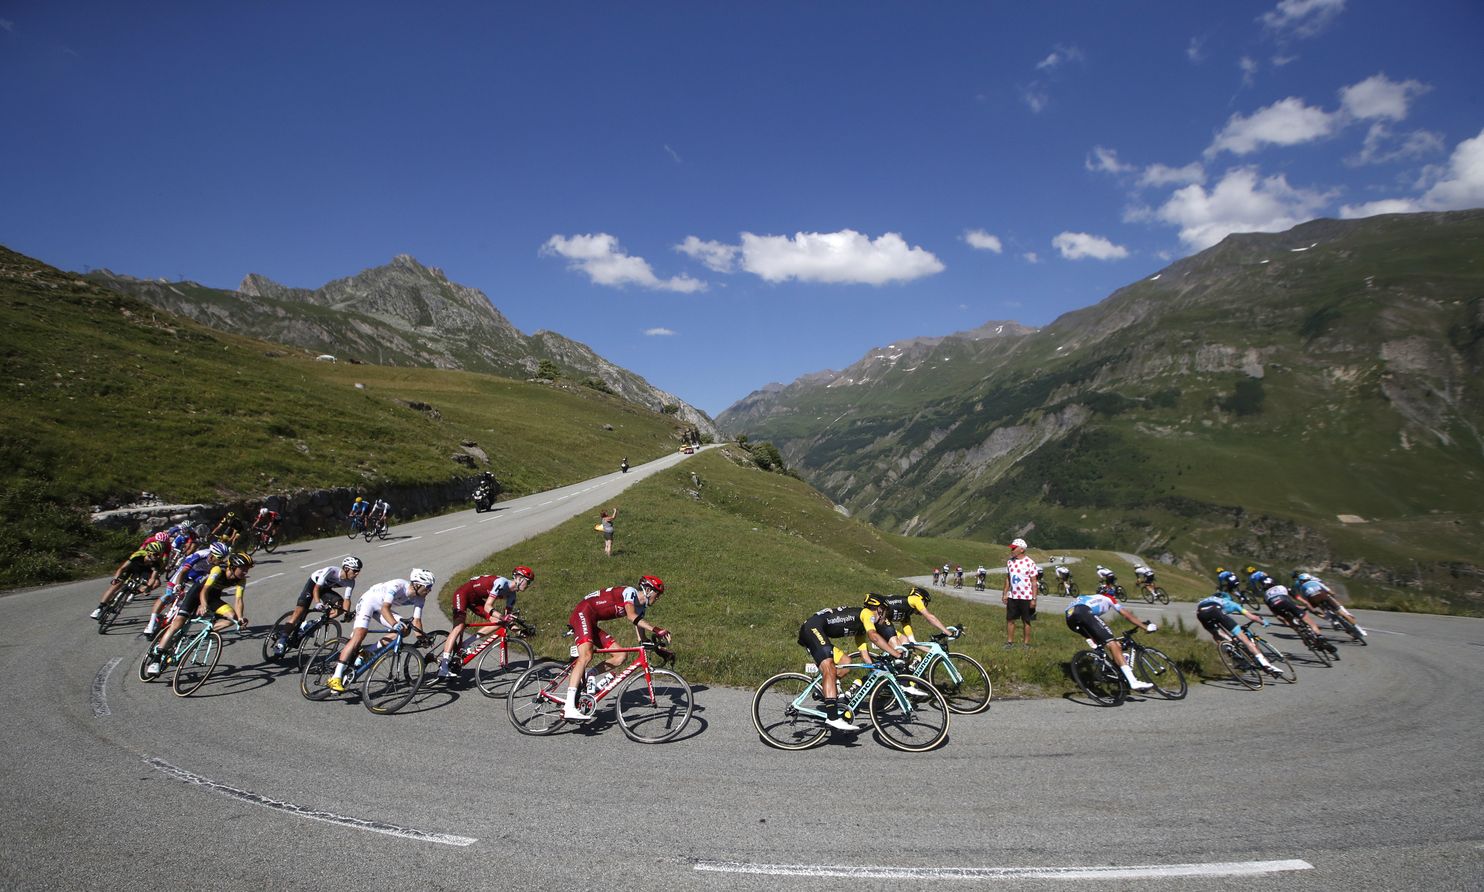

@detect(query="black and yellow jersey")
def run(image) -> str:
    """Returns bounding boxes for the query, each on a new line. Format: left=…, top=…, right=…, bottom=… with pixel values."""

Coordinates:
left=881, top=592, right=929, bottom=626
left=806, top=605, right=882, bottom=639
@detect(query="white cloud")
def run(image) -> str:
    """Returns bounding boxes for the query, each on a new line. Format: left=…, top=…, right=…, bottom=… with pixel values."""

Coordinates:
left=1052, top=232, right=1130, bottom=261
left=964, top=230, right=1003, bottom=253
left=541, top=233, right=707, bottom=293
left=1260, top=0, right=1346, bottom=40
left=1021, top=86, right=1050, bottom=114
left=1239, top=56, right=1260, bottom=86
left=1158, top=167, right=1333, bottom=249
left=1186, top=37, right=1206, bottom=63
left=644, top=327, right=677, bottom=336
left=663, top=144, right=682, bottom=164
left=1347, top=122, right=1445, bottom=167
left=1086, top=146, right=1135, bottom=175
left=675, top=236, right=739, bottom=272
left=1339, top=73, right=1429, bottom=122
left=736, top=230, right=944, bottom=285
left=1140, top=162, right=1206, bottom=188
left=1023, top=252, right=1040, bottom=264
left=1036, top=44, right=1084, bottom=71
left=1208, top=96, right=1340, bottom=157
left=1340, top=127, right=1484, bottom=218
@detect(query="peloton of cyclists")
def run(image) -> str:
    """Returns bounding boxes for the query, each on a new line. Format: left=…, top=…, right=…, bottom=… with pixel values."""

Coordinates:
left=1064, top=589, right=1157, bottom=692
left=1258, top=574, right=1336, bottom=651
left=271, top=556, right=363, bottom=656
left=325, top=569, right=435, bottom=693
left=144, top=540, right=230, bottom=637
left=797, top=594, right=910, bottom=733
left=441, top=565, right=535, bottom=678
left=1195, top=591, right=1284, bottom=677
left=563, top=576, right=670, bottom=721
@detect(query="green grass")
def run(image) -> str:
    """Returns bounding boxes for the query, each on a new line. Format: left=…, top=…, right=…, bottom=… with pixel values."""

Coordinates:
left=447, top=450, right=1221, bottom=696
left=0, top=247, right=687, bottom=587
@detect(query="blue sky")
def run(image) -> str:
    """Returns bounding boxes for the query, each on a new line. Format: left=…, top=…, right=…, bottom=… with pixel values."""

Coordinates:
left=3, top=1, right=1482, bottom=415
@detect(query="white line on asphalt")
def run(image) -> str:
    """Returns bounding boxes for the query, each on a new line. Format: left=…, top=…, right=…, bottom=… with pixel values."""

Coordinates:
left=514, top=507, right=530, bottom=512
left=1363, top=627, right=1405, bottom=636
left=539, top=500, right=553, bottom=506
left=692, top=859, right=1314, bottom=880
left=300, top=555, right=352, bottom=569
left=246, top=573, right=284, bottom=587
left=377, top=536, right=422, bottom=549
left=91, top=658, right=122, bottom=718
left=144, top=758, right=477, bottom=846
left=477, top=516, right=499, bottom=523
left=433, top=525, right=467, bottom=535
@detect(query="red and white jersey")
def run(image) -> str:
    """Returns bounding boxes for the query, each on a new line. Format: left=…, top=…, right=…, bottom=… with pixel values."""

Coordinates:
left=579, top=585, right=645, bottom=621
left=1005, top=555, right=1040, bottom=599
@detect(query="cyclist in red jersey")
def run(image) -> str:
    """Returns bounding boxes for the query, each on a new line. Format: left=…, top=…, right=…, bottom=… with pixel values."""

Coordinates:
left=562, top=576, right=669, bottom=720
left=440, top=565, right=534, bottom=677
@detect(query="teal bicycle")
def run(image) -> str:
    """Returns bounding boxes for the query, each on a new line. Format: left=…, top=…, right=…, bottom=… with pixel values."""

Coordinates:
left=299, top=625, right=426, bottom=714
left=752, top=655, right=950, bottom=752
left=901, top=626, right=991, bottom=714
left=137, top=614, right=242, bottom=697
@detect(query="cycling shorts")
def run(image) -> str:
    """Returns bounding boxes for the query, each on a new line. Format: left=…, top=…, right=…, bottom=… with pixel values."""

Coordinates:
left=1266, top=594, right=1305, bottom=621
left=797, top=617, right=854, bottom=667
left=568, top=603, right=616, bottom=650
left=295, top=579, right=344, bottom=611
left=451, top=587, right=495, bottom=623
left=1197, top=605, right=1241, bottom=637
left=178, top=579, right=230, bottom=618
left=1065, top=604, right=1114, bottom=645
left=121, top=556, right=157, bottom=580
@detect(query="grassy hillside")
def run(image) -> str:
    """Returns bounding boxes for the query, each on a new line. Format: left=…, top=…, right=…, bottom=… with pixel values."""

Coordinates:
left=448, top=450, right=1220, bottom=696
left=0, top=247, right=685, bottom=586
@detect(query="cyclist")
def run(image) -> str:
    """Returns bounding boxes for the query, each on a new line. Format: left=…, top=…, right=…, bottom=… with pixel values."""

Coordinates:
left=974, top=565, right=987, bottom=591
left=797, top=595, right=910, bottom=733
left=251, top=506, right=282, bottom=544
left=144, top=551, right=252, bottom=677
left=1094, top=564, right=1118, bottom=594
left=271, top=556, right=363, bottom=656
left=366, top=498, right=391, bottom=535
left=562, top=576, right=670, bottom=721
left=1244, top=565, right=1266, bottom=601
left=1195, top=592, right=1284, bottom=677
left=1054, top=564, right=1075, bottom=593
left=440, top=565, right=535, bottom=678
left=91, top=537, right=171, bottom=619
left=1259, top=575, right=1334, bottom=648
left=144, top=541, right=230, bottom=637
left=1063, top=590, right=1157, bottom=692
left=931, top=567, right=940, bottom=585
left=211, top=511, right=247, bottom=547
left=325, top=569, right=435, bottom=693
left=1294, top=572, right=1366, bottom=636
left=953, top=565, right=964, bottom=587
left=1215, top=566, right=1242, bottom=596
left=348, top=497, right=369, bottom=530
left=1133, top=565, right=1157, bottom=596
left=878, top=586, right=957, bottom=648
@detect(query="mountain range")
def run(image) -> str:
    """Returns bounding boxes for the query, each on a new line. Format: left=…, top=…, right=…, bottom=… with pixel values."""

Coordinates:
left=718, top=210, right=1484, bottom=611
left=86, top=255, right=716, bottom=436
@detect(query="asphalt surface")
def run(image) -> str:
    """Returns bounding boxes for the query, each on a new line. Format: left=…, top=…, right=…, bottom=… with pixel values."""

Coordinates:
left=4, top=450, right=1483, bottom=891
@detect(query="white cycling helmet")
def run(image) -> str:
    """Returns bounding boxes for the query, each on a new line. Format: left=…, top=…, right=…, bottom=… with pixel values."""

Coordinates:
left=409, top=568, right=435, bottom=588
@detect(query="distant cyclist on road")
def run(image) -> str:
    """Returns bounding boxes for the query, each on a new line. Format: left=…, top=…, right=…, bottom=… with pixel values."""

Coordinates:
left=1215, top=566, right=1242, bottom=596
left=252, top=506, right=282, bottom=542
left=366, top=498, right=391, bottom=535
left=210, top=511, right=247, bottom=548
left=1195, top=592, right=1284, bottom=677
left=1259, top=575, right=1334, bottom=649
left=1293, top=572, right=1366, bottom=637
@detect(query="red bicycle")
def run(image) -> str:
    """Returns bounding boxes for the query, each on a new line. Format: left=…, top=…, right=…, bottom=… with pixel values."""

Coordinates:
left=506, top=640, right=693, bottom=743
left=421, top=612, right=538, bottom=698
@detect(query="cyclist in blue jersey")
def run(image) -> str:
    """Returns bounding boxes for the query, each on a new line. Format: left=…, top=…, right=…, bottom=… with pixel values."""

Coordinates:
left=1195, top=593, right=1284, bottom=676
left=1293, top=572, right=1366, bottom=637
left=1064, top=591, right=1157, bottom=691
left=1215, top=567, right=1242, bottom=595
left=143, top=541, right=230, bottom=637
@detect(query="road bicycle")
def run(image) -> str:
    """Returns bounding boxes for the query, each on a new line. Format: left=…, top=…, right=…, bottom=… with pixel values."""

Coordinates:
left=346, top=515, right=366, bottom=539
left=1057, top=576, right=1079, bottom=597
left=246, top=526, right=279, bottom=555
left=1240, top=622, right=1296, bottom=684
left=1230, top=587, right=1263, bottom=613
left=901, top=627, right=991, bottom=714
left=1137, top=581, right=1170, bottom=605
left=138, top=614, right=242, bottom=697
left=1316, top=604, right=1367, bottom=645
left=418, top=610, right=538, bottom=697
left=363, top=516, right=389, bottom=541
left=1290, top=618, right=1339, bottom=666
left=1069, top=627, right=1186, bottom=705
left=751, top=654, right=951, bottom=752
left=262, top=601, right=347, bottom=667
left=507, top=640, right=692, bottom=743
left=98, top=572, right=153, bottom=634
left=300, top=624, right=426, bottom=714
left=1037, top=578, right=1049, bottom=596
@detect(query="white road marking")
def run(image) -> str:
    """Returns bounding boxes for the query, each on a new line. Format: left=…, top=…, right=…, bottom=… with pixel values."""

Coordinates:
left=91, top=658, right=123, bottom=718
left=1362, top=627, right=1405, bottom=636
left=144, top=757, right=477, bottom=846
left=301, top=555, right=352, bottom=569
left=514, top=507, right=531, bottom=513
left=539, top=500, right=553, bottom=506
left=433, top=525, right=467, bottom=535
left=477, top=516, right=499, bottom=523
left=692, top=858, right=1314, bottom=880
left=246, top=573, right=284, bottom=587
left=377, top=536, right=422, bottom=549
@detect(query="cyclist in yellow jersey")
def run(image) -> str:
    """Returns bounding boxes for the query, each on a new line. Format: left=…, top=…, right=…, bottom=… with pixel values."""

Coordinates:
left=877, top=586, right=958, bottom=648
left=144, top=552, right=251, bottom=677
left=796, top=594, right=909, bottom=732
left=91, top=539, right=169, bottom=619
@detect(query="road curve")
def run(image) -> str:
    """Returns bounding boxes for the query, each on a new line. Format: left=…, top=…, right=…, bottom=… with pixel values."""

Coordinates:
left=3, top=449, right=1483, bottom=891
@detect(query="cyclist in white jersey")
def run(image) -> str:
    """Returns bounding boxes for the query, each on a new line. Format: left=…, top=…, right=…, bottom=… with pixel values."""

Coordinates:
left=1064, top=592, right=1157, bottom=691
left=326, top=570, right=432, bottom=692
left=272, top=557, right=362, bottom=655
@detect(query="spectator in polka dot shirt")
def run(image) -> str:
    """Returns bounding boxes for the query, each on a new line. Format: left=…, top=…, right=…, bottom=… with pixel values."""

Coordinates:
left=1002, top=537, right=1040, bottom=648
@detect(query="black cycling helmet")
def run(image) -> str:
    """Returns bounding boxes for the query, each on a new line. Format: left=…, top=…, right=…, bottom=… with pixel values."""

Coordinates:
left=909, top=585, right=931, bottom=604
left=863, top=593, right=886, bottom=610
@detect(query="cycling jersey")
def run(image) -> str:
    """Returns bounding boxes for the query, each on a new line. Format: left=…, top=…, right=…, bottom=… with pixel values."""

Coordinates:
left=1248, top=570, right=1267, bottom=590
left=1096, top=567, right=1116, bottom=582
left=1217, top=571, right=1240, bottom=591
left=451, top=575, right=518, bottom=620
left=1197, top=594, right=1244, bottom=613
left=350, top=501, right=369, bottom=517
left=568, top=585, right=646, bottom=647
left=1196, top=595, right=1246, bottom=637
left=1134, top=567, right=1154, bottom=581
left=352, top=579, right=425, bottom=630
left=295, top=565, right=358, bottom=609
left=1299, top=579, right=1333, bottom=601
left=798, top=606, right=885, bottom=666
left=1055, top=566, right=1072, bottom=579
left=124, top=541, right=171, bottom=575
left=179, top=564, right=244, bottom=618
left=1263, top=584, right=1305, bottom=620
left=1069, top=592, right=1119, bottom=615
left=171, top=548, right=216, bottom=588
left=1064, top=599, right=1116, bottom=645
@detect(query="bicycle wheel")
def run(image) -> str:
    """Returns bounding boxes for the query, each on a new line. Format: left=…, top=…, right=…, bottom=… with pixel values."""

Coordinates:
left=1141, top=586, right=1156, bottom=604
left=1067, top=581, right=1079, bottom=596
left=616, top=669, right=693, bottom=743
left=927, top=652, right=992, bottom=714
left=346, top=522, right=360, bottom=540
left=751, top=672, right=830, bottom=750
left=363, top=646, right=424, bottom=714
left=1331, top=612, right=1366, bottom=645
left=171, top=630, right=222, bottom=697
left=363, top=526, right=374, bottom=542
left=299, top=619, right=342, bottom=669
left=1070, top=650, right=1126, bottom=705
left=97, top=588, right=127, bottom=635
left=1256, top=638, right=1297, bottom=683
left=262, top=535, right=278, bottom=554
left=475, top=637, right=536, bottom=698
left=507, top=662, right=570, bottom=735
left=1303, top=632, right=1334, bottom=667
left=1131, top=646, right=1187, bottom=699
left=262, top=610, right=296, bottom=663
left=299, top=639, right=344, bottom=700
left=1218, top=641, right=1263, bottom=690
left=1154, top=586, right=1170, bottom=605
left=868, top=674, right=950, bottom=752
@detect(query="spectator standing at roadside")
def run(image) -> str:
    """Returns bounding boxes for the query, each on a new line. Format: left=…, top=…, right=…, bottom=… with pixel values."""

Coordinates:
left=598, top=507, right=618, bottom=557
left=1002, top=537, right=1039, bottom=649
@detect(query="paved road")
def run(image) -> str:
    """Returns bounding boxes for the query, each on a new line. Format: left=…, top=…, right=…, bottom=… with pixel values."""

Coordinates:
left=3, top=452, right=1483, bottom=890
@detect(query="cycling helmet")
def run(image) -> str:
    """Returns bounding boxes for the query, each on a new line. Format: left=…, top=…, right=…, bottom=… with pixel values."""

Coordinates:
left=1295, top=572, right=1313, bottom=583
left=863, top=593, right=886, bottom=610
left=513, top=565, right=535, bottom=581
left=209, top=541, right=230, bottom=560
left=639, top=575, right=665, bottom=594
left=226, top=511, right=237, bottom=519
left=227, top=551, right=253, bottom=569
left=410, top=568, right=436, bottom=588
left=355, top=497, right=364, bottom=504
left=1215, top=566, right=1226, bottom=574
left=1244, top=565, right=1257, bottom=575
left=341, top=556, right=363, bottom=572
left=1259, top=574, right=1275, bottom=588
left=909, top=585, right=931, bottom=604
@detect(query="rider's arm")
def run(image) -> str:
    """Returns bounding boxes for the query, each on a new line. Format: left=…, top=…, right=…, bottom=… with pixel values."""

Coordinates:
left=917, top=606, right=952, bottom=637
left=623, top=602, right=657, bottom=640
left=1118, top=606, right=1152, bottom=629
left=232, top=585, right=246, bottom=626
left=865, top=627, right=904, bottom=659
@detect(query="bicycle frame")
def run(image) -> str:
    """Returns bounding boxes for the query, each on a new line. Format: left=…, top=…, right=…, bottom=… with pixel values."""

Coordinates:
left=447, top=614, right=529, bottom=668
left=535, top=643, right=658, bottom=708
left=344, top=627, right=414, bottom=682
left=790, top=659, right=915, bottom=720
left=902, top=640, right=962, bottom=685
